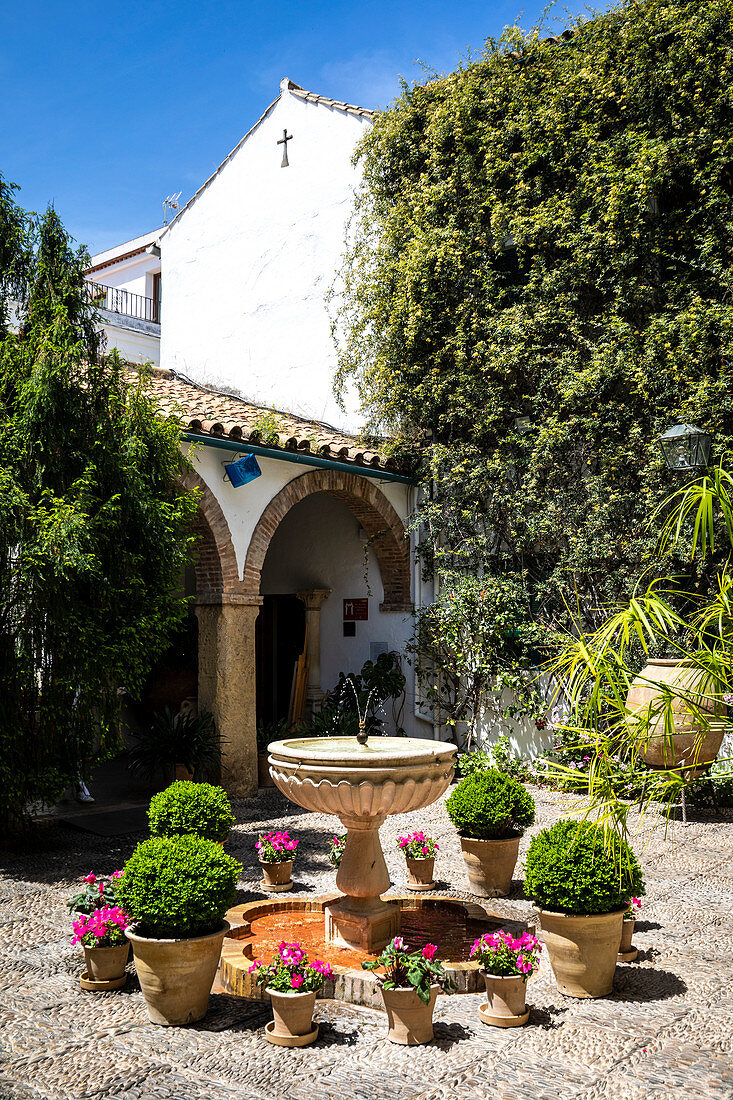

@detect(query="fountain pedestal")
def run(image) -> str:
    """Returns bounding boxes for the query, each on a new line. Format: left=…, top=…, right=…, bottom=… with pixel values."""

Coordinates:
left=325, top=815, right=400, bottom=951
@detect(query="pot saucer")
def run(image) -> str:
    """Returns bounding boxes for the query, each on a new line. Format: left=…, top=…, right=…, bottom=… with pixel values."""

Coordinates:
left=479, top=1001, right=530, bottom=1028
left=405, top=881, right=435, bottom=892
left=265, top=1020, right=319, bottom=1047
left=260, top=880, right=293, bottom=893
left=79, top=970, right=127, bottom=992
left=618, top=947, right=638, bottom=962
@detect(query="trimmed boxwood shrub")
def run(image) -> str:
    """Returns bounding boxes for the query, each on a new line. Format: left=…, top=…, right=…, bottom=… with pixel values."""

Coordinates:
left=118, top=834, right=238, bottom=938
left=446, top=769, right=535, bottom=839
left=148, top=781, right=234, bottom=843
left=524, top=819, right=645, bottom=915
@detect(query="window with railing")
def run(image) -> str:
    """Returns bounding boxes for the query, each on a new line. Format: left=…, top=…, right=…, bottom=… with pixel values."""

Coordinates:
left=85, top=279, right=160, bottom=324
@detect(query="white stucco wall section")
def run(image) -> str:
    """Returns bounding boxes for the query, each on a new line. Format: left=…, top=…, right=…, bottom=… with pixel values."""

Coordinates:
left=161, top=88, right=371, bottom=433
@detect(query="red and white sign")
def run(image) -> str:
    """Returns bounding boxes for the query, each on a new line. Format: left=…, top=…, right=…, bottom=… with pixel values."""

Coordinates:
left=343, top=598, right=369, bottom=621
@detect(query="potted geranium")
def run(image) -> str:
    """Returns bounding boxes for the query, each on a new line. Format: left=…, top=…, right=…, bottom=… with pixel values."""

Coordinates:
left=397, top=831, right=439, bottom=891
left=619, top=896, right=642, bottom=962
left=469, top=929, right=541, bottom=1027
left=249, top=941, right=334, bottom=1047
left=524, top=819, right=645, bottom=998
left=328, top=833, right=346, bottom=868
left=148, top=781, right=235, bottom=845
left=362, top=936, right=455, bottom=1044
left=118, top=834, right=238, bottom=1025
left=446, top=769, right=535, bottom=897
left=256, top=830, right=298, bottom=891
left=68, top=870, right=123, bottom=915
left=72, top=906, right=131, bottom=990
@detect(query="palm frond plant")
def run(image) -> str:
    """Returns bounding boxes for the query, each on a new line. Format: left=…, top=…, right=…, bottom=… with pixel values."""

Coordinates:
left=127, top=708, right=222, bottom=783
left=544, top=457, right=733, bottom=861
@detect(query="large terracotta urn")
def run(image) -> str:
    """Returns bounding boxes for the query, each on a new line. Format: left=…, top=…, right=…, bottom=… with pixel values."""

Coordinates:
left=539, top=909, right=623, bottom=998
left=626, top=659, right=724, bottom=775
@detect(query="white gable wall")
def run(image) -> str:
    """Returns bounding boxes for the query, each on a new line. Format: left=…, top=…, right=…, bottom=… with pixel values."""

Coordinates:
left=161, top=87, right=371, bottom=432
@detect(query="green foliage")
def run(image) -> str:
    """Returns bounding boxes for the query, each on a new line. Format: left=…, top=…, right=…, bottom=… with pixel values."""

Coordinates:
left=147, top=781, right=234, bottom=843
left=297, top=651, right=407, bottom=737
left=524, top=819, right=645, bottom=914
left=129, top=709, right=221, bottom=783
left=410, top=575, right=545, bottom=749
left=0, top=191, right=197, bottom=823
left=118, top=834, right=238, bottom=938
left=459, top=735, right=535, bottom=782
left=334, top=0, right=733, bottom=626
left=361, top=937, right=455, bottom=1003
left=445, top=768, right=535, bottom=838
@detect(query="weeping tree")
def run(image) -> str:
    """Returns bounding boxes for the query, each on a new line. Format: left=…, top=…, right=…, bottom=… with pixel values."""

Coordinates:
left=0, top=179, right=198, bottom=824
left=333, top=0, right=733, bottom=631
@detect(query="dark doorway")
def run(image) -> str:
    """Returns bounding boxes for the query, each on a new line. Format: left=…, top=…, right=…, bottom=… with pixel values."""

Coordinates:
left=256, top=595, right=306, bottom=728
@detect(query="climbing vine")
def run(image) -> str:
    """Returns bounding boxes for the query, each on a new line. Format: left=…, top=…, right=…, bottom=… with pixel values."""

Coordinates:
left=333, top=0, right=733, bottom=628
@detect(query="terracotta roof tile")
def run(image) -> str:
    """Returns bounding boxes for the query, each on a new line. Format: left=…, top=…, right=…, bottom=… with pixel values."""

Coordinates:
left=132, top=366, right=402, bottom=473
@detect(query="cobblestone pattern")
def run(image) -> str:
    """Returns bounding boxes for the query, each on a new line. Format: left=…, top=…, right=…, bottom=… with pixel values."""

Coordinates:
left=1, top=788, right=732, bottom=1099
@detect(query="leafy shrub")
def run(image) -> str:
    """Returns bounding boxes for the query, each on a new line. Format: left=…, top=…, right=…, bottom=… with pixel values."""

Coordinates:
left=458, top=736, right=534, bottom=783
left=446, top=769, right=535, bottom=839
left=524, top=819, right=645, bottom=915
left=148, top=781, right=234, bottom=842
left=128, top=709, right=221, bottom=783
left=118, top=835, right=238, bottom=938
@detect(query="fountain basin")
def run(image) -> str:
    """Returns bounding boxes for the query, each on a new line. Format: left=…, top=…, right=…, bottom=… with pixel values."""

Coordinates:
left=268, top=736, right=457, bottom=950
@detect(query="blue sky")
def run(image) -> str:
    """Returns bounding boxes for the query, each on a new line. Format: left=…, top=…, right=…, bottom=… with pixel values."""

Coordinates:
left=1, top=1, right=604, bottom=256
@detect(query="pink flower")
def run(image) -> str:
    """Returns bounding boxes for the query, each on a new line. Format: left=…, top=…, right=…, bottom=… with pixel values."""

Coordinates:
left=290, top=973, right=303, bottom=989
left=422, top=944, right=437, bottom=960
left=83, top=873, right=96, bottom=884
left=248, top=961, right=261, bottom=974
left=392, top=936, right=405, bottom=951
left=112, top=870, right=123, bottom=879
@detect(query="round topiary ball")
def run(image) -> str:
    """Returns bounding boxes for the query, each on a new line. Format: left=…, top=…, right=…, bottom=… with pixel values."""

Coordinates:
left=118, top=834, right=239, bottom=938
left=148, top=781, right=234, bottom=843
left=446, top=769, right=535, bottom=839
left=524, top=818, right=645, bottom=915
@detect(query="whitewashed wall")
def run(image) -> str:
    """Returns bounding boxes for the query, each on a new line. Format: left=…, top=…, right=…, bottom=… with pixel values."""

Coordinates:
left=161, top=86, right=371, bottom=432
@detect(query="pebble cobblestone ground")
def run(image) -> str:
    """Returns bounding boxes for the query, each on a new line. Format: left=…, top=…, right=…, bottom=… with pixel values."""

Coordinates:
left=1, top=785, right=732, bottom=1100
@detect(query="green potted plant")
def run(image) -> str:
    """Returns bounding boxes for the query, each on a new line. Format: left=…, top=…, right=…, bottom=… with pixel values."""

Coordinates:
left=128, top=708, right=222, bottom=783
left=446, top=769, right=535, bottom=897
left=524, top=819, right=645, bottom=998
left=249, top=942, right=335, bottom=1047
left=362, top=937, right=454, bottom=1045
left=469, top=929, right=541, bottom=1027
left=148, top=781, right=234, bottom=845
left=118, top=834, right=238, bottom=1025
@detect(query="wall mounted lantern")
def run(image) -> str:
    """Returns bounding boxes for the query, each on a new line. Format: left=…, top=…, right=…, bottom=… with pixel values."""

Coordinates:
left=659, top=424, right=712, bottom=473
left=223, top=453, right=262, bottom=487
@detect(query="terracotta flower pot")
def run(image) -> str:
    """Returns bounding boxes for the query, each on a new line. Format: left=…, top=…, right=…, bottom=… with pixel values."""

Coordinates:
left=539, top=909, right=624, bottom=998
left=380, top=984, right=439, bottom=1045
left=480, top=972, right=529, bottom=1027
left=618, top=917, right=637, bottom=962
left=266, top=988, right=319, bottom=1047
left=126, top=922, right=229, bottom=1026
left=260, top=859, right=294, bottom=891
left=627, top=658, right=724, bottom=776
left=258, top=752, right=275, bottom=788
left=405, top=856, right=435, bottom=891
left=459, top=835, right=520, bottom=897
left=83, top=942, right=130, bottom=983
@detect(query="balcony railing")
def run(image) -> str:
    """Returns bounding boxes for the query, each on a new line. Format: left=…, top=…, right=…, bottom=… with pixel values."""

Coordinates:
left=85, top=280, right=160, bottom=324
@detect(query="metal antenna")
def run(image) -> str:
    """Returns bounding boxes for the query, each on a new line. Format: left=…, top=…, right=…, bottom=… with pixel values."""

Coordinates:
left=162, top=192, right=182, bottom=225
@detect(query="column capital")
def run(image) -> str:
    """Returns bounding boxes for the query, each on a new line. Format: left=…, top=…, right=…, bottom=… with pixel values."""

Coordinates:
left=295, top=587, right=331, bottom=610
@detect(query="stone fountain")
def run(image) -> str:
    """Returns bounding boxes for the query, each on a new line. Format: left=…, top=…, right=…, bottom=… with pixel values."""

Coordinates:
left=220, top=726, right=533, bottom=1006
left=267, top=733, right=457, bottom=950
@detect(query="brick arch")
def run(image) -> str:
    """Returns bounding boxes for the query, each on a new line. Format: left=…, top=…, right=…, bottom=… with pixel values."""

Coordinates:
left=180, top=469, right=240, bottom=597
left=243, top=469, right=411, bottom=611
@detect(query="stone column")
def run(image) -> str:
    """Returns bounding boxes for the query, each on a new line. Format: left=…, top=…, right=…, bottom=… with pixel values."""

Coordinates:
left=295, top=588, right=331, bottom=713
left=196, top=592, right=262, bottom=797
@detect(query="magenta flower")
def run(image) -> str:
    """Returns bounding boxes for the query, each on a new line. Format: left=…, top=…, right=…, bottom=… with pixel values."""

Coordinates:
left=422, top=944, right=437, bottom=960
left=392, top=936, right=405, bottom=951
left=82, top=873, right=96, bottom=885
left=290, top=973, right=303, bottom=989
